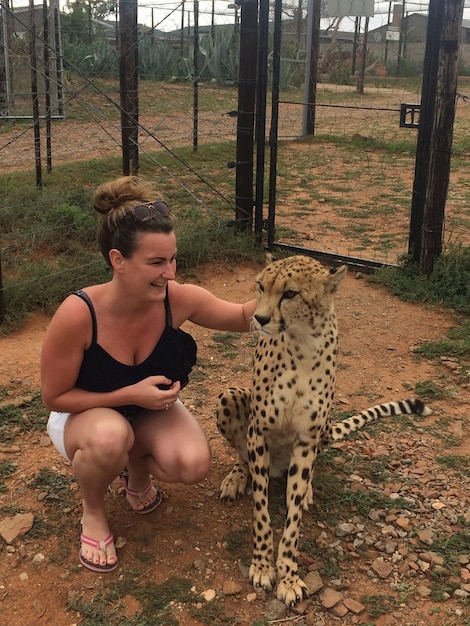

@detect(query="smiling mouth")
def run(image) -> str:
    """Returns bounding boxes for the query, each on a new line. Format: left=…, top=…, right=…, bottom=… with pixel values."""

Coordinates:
left=151, top=282, right=166, bottom=288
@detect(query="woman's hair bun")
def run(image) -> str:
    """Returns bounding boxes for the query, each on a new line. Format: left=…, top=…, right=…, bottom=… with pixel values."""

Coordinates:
left=93, top=176, right=154, bottom=216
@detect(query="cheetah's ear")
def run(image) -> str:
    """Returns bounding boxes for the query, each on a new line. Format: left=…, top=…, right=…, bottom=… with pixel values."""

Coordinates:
left=326, top=264, right=347, bottom=294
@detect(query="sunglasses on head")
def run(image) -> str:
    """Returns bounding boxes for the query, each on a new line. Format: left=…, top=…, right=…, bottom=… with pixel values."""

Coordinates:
left=129, top=200, right=170, bottom=221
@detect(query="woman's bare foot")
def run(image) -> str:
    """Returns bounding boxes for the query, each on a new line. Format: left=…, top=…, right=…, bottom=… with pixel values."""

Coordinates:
left=79, top=510, right=118, bottom=572
left=120, top=474, right=163, bottom=514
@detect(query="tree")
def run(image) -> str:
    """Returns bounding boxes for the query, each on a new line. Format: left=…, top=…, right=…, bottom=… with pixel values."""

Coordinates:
left=61, top=0, right=117, bottom=44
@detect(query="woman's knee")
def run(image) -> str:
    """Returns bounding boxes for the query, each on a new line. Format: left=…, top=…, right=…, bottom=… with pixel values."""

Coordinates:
left=66, top=410, right=134, bottom=463
left=93, top=421, right=133, bottom=458
left=178, top=445, right=212, bottom=483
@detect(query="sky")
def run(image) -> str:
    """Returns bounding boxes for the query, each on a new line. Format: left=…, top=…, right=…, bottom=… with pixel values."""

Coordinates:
left=10, top=0, right=470, bottom=33
left=136, top=0, right=470, bottom=32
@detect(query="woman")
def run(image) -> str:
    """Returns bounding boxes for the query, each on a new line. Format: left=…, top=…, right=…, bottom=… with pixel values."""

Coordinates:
left=41, top=176, right=257, bottom=573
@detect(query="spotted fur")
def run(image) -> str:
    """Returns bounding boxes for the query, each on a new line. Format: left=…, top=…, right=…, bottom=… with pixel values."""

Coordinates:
left=216, top=255, right=431, bottom=607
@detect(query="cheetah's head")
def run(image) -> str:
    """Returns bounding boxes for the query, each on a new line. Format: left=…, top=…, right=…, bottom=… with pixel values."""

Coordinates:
left=251, top=255, right=347, bottom=336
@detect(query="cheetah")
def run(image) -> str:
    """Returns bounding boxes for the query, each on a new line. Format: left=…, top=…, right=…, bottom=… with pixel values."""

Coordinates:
left=216, top=255, right=431, bottom=607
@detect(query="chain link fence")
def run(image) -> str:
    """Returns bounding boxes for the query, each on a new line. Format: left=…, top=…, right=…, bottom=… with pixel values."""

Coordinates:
left=1, top=0, right=469, bottom=270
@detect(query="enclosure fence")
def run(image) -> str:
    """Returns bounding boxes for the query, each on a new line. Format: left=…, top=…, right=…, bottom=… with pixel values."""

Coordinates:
left=1, top=0, right=470, bottom=319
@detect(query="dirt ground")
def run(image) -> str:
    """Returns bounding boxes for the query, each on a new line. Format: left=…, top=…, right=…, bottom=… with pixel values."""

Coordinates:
left=1, top=78, right=470, bottom=624
left=1, top=259, right=470, bottom=626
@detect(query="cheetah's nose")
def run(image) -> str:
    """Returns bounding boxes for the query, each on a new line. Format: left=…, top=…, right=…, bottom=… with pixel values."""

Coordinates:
left=254, top=314, right=270, bottom=327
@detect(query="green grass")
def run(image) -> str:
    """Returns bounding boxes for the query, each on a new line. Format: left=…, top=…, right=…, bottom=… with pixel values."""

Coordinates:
left=0, top=392, right=49, bottom=442
left=372, top=246, right=470, bottom=315
left=0, top=143, right=263, bottom=330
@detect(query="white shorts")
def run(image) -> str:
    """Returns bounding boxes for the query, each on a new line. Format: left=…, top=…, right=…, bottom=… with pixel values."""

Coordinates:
left=47, top=411, right=72, bottom=462
left=47, top=399, right=183, bottom=464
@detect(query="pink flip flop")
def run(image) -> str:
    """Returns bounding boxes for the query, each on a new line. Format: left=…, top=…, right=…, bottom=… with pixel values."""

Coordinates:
left=79, top=532, right=118, bottom=573
left=119, top=473, right=163, bottom=514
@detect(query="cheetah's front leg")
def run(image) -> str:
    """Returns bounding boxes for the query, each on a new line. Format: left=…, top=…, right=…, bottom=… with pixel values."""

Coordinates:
left=247, top=421, right=276, bottom=591
left=275, top=436, right=320, bottom=606
left=216, top=387, right=251, bottom=501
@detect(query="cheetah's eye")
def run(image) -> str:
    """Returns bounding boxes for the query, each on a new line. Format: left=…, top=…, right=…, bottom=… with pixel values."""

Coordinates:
left=283, top=290, right=298, bottom=300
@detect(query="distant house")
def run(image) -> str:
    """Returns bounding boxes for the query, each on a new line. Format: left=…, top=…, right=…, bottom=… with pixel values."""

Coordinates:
left=369, top=13, right=470, bottom=45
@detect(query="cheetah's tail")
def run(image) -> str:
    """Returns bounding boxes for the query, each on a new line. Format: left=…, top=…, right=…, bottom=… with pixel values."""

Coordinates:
left=330, top=398, right=432, bottom=441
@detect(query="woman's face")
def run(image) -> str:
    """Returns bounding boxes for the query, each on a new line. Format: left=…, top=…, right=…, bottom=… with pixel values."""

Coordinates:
left=114, top=231, right=177, bottom=300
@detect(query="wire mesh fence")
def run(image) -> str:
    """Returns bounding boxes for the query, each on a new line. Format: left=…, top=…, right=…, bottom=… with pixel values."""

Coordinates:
left=1, top=0, right=470, bottom=314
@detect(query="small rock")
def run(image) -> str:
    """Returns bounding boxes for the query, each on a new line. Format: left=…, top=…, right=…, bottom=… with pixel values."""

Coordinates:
left=343, top=597, right=365, bottom=614
left=304, top=570, right=324, bottom=594
left=115, top=536, right=127, bottom=549
left=264, top=599, right=288, bottom=620
left=331, top=601, right=349, bottom=617
left=371, top=558, right=394, bottom=579
left=335, top=522, right=356, bottom=537
left=222, top=580, right=243, bottom=595
left=461, top=568, right=470, bottom=584
left=32, top=553, right=45, bottom=564
left=320, top=587, right=342, bottom=608
left=19, top=572, right=29, bottom=582
left=416, top=584, right=432, bottom=597
left=0, top=512, right=35, bottom=544
left=417, top=528, right=435, bottom=545
left=0, top=445, right=21, bottom=454
left=202, top=589, right=216, bottom=602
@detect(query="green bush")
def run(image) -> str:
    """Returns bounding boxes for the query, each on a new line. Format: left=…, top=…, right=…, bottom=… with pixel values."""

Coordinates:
left=372, top=244, right=470, bottom=314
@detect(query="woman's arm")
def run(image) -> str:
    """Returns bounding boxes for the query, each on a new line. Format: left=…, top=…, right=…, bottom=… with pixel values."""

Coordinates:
left=170, top=282, right=257, bottom=332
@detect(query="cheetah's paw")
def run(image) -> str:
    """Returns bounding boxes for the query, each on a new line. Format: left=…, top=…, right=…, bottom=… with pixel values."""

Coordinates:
left=249, top=561, right=276, bottom=592
left=219, top=466, right=249, bottom=501
left=276, top=574, right=309, bottom=606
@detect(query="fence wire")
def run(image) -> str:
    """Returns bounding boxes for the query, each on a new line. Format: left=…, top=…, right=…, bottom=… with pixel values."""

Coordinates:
left=1, top=0, right=470, bottom=274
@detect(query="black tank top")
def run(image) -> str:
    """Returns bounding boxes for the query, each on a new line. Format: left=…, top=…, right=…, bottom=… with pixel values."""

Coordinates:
left=74, top=289, right=197, bottom=419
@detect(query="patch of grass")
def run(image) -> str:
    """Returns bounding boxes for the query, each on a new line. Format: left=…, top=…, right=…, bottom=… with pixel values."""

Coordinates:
left=211, top=332, right=242, bottom=358
left=429, top=531, right=470, bottom=566
left=312, top=470, right=415, bottom=522
left=136, top=577, right=196, bottom=614
left=29, top=468, right=77, bottom=517
left=0, top=393, right=48, bottom=442
left=372, top=245, right=470, bottom=315
left=223, top=528, right=251, bottom=561
left=0, top=460, right=17, bottom=493
left=413, top=320, right=470, bottom=360
left=189, top=601, right=225, bottom=624
left=429, top=418, right=462, bottom=448
left=436, top=454, right=469, bottom=471
left=361, top=594, right=401, bottom=619
left=0, top=143, right=263, bottom=331
left=414, top=379, right=451, bottom=401
left=67, top=575, right=200, bottom=626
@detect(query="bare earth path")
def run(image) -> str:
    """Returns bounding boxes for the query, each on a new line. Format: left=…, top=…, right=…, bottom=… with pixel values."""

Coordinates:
left=1, top=260, right=469, bottom=626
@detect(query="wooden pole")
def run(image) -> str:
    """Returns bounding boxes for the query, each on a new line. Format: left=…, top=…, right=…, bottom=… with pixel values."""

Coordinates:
left=43, top=0, right=52, bottom=172
left=29, top=0, right=42, bottom=188
left=119, top=0, right=139, bottom=175
left=419, top=0, right=465, bottom=276
left=234, top=0, right=258, bottom=230
left=303, top=0, right=321, bottom=136
left=193, top=0, right=199, bottom=152
left=356, top=16, right=369, bottom=94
